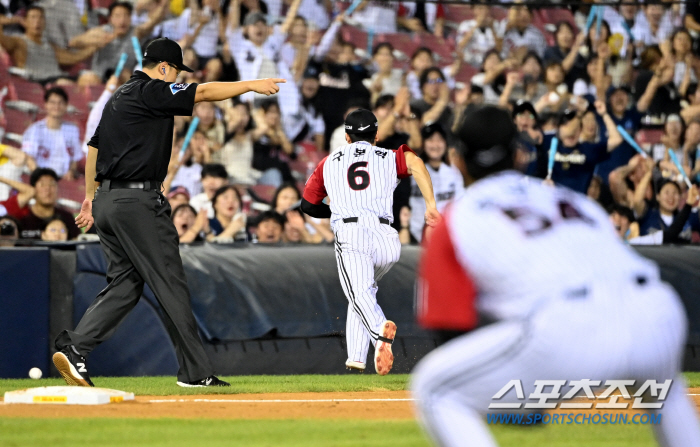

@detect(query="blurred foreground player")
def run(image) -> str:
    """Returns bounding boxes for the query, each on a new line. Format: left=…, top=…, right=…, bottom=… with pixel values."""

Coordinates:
left=53, top=38, right=284, bottom=388
left=301, top=109, right=439, bottom=375
left=411, top=106, right=700, bottom=446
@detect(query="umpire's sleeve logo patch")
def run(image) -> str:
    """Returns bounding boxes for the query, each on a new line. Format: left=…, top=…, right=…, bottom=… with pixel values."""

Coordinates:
left=170, top=83, right=190, bottom=95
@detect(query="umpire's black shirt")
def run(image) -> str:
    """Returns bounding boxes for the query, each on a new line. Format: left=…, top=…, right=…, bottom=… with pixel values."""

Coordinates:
left=88, top=71, right=198, bottom=182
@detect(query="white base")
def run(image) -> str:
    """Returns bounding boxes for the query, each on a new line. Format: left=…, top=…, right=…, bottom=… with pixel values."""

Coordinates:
left=4, top=386, right=135, bottom=405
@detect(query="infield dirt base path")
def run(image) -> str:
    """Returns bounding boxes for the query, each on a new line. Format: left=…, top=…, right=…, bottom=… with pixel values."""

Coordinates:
left=2, top=389, right=700, bottom=420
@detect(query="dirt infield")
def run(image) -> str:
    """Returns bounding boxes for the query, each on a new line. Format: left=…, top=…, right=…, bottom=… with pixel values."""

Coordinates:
left=0, top=391, right=415, bottom=419
left=2, top=389, right=700, bottom=420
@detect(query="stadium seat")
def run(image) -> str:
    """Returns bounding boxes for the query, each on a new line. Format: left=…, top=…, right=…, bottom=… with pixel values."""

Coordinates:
left=341, top=25, right=368, bottom=52
left=454, top=63, right=478, bottom=84
left=542, top=8, right=577, bottom=30
left=248, top=184, right=276, bottom=204
left=9, top=77, right=45, bottom=105
left=57, top=176, right=86, bottom=206
left=3, top=107, right=34, bottom=137
left=444, top=4, right=473, bottom=26
left=636, top=129, right=664, bottom=146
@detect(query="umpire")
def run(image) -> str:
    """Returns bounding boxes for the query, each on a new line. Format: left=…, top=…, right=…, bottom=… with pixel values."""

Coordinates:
left=53, top=38, right=284, bottom=387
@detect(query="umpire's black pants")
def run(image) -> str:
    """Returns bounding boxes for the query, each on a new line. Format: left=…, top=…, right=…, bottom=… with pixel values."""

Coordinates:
left=55, top=185, right=213, bottom=383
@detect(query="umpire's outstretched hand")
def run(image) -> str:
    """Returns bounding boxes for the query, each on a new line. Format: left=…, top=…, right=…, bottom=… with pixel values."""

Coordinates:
left=251, top=78, right=286, bottom=96
left=75, top=198, right=94, bottom=232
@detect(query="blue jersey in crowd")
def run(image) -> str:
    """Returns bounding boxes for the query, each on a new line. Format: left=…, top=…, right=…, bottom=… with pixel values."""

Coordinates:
left=542, top=133, right=609, bottom=194
left=594, top=108, right=643, bottom=184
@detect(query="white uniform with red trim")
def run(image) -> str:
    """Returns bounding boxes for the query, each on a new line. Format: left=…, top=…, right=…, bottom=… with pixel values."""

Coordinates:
left=303, top=142, right=414, bottom=368
left=411, top=170, right=700, bottom=447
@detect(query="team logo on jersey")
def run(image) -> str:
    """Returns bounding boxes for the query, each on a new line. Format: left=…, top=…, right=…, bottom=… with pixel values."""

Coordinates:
left=170, top=83, right=190, bottom=95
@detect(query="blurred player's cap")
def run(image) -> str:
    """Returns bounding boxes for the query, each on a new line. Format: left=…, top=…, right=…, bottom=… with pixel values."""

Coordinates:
left=345, top=109, right=378, bottom=135
left=455, top=106, right=517, bottom=175
left=144, top=38, right=193, bottom=73
left=244, top=12, right=267, bottom=26
left=167, top=185, right=190, bottom=200
left=512, top=100, right=537, bottom=121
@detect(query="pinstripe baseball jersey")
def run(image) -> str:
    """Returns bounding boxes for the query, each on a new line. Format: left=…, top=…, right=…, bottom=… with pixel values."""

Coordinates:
left=304, top=142, right=415, bottom=226
left=417, top=170, right=660, bottom=330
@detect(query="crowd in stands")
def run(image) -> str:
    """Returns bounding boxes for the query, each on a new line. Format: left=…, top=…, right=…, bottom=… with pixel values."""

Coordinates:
left=1, top=0, right=700, bottom=247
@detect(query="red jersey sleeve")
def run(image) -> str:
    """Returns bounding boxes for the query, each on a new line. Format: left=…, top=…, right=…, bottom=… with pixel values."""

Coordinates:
left=417, top=212, right=478, bottom=331
left=302, top=156, right=328, bottom=205
left=395, top=144, right=416, bottom=179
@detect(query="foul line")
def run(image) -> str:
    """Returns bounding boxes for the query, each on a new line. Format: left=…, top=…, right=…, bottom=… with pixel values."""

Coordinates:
left=147, top=398, right=415, bottom=403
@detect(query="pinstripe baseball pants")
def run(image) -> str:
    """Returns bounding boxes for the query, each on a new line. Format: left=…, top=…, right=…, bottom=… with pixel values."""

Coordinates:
left=334, top=220, right=401, bottom=366
left=411, top=279, right=700, bottom=447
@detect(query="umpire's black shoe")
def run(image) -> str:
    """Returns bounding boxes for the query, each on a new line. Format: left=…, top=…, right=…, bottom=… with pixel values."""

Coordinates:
left=53, top=346, right=94, bottom=387
left=176, top=376, right=230, bottom=388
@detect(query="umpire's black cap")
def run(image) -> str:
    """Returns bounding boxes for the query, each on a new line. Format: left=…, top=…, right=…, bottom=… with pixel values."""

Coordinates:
left=455, top=106, right=517, bottom=178
left=144, top=38, right=194, bottom=73
left=345, top=109, right=378, bottom=135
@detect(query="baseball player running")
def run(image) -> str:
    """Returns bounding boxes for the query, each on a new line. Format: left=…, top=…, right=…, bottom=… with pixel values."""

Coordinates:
left=301, top=109, right=439, bottom=375
left=411, top=106, right=700, bottom=446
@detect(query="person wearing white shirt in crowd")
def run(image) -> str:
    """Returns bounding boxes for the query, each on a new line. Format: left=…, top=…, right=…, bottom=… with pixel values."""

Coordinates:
left=22, top=87, right=82, bottom=180
left=457, top=1, right=506, bottom=67
left=171, top=129, right=212, bottom=197
left=501, top=3, right=547, bottom=59
left=406, top=47, right=458, bottom=101
left=351, top=0, right=399, bottom=35
left=284, top=65, right=326, bottom=151
left=160, top=0, right=224, bottom=81
left=279, top=13, right=342, bottom=83
left=265, top=0, right=331, bottom=30
left=364, top=42, right=405, bottom=107
left=0, top=145, right=27, bottom=201
left=407, top=123, right=462, bottom=243
left=632, top=3, right=672, bottom=51
left=190, top=163, right=229, bottom=219
left=225, top=0, right=301, bottom=120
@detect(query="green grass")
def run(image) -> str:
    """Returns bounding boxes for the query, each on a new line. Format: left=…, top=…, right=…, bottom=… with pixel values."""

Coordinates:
left=0, top=418, right=657, bottom=447
left=0, top=375, right=410, bottom=396
left=2, top=372, right=699, bottom=396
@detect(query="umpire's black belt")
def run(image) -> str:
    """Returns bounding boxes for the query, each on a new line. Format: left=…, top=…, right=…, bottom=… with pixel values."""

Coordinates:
left=343, top=217, right=390, bottom=225
left=101, top=179, right=162, bottom=191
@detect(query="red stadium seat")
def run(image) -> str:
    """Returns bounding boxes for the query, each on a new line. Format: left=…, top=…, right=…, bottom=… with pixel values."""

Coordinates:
left=248, top=184, right=276, bottom=204
left=542, top=8, right=577, bottom=31
left=454, top=64, right=478, bottom=84
left=341, top=25, right=368, bottom=52
left=57, top=176, right=86, bottom=204
left=3, top=107, right=34, bottom=136
left=419, top=33, right=453, bottom=65
left=636, top=129, right=664, bottom=146
left=9, top=77, right=45, bottom=105
left=444, top=4, right=473, bottom=26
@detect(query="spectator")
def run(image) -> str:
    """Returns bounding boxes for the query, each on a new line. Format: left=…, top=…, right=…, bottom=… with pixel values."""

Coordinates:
left=412, top=67, right=453, bottom=130
left=609, top=155, right=656, bottom=216
left=40, top=217, right=68, bottom=242
left=651, top=114, right=685, bottom=162
left=637, top=179, right=695, bottom=242
left=252, top=100, right=295, bottom=186
left=633, top=46, right=680, bottom=117
left=160, top=0, right=225, bottom=82
left=165, top=129, right=211, bottom=197
left=501, top=3, right=547, bottom=59
left=0, top=145, right=28, bottom=201
left=364, top=42, right=404, bottom=106
left=37, top=0, right=84, bottom=48
left=681, top=83, right=700, bottom=123
left=281, top=12, right=343, bottom=83
left=167, top=186, right=191, bottom=212
left=351, top=1, right=400, bottom=35
left=686, top=2, right=700, bottom=49
left=215, top=100, right=261, bottom=184
left=543, top=21, right=587, bottom=84
left=209, top=185, right=247, bottom=241
left=457, top=1, right=505, bottom=67
left=511, top=100, right=543, bottom=176
left=632, top=2, right=672, bottom=51
left=608, top=203, right=638, bottom=242
left=377, top=89, right=422, bottom=150
left=18, top=168, right=80, bottom=240
left=470, top=49, right=516, bottom=105
left=0, top=215, right=19, bottom=247
left=398, top=0, right=445, bottom=36
left=195, top=102, right=225, bottom=153
left=0, top=6, right=99, bottom=83
left=533, top=62, right=570, bottom=115
left=667, top=28, right=698, bottom=94
left=271, top=182, right=332, bottom=243
left=406, top=47, right=458, bottom=101
left=82, top=75, right=121, bottom=152
left=284, top=65, right=326, bottom=152
left=501, top=51, right=548, bottom=104
left=684, top=119, right=700, bottom=182
left=190, top=163, right=229, bottom=218
left=282, top=209, right=315, bottom=243
left=0, top=175, right=34, bottom=219
left=254, top=210, right=283, bottom=243
left=172, top=203, right=209, bottom=243
left=22, top=87, right=82, bottom=180
left=407, top=123, right=462, bottom=243
left=542, top=101, right=622, bottom=194
left=225, top=0, right=302, bottom=116
left=69, top=0, right=169, bottom=82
